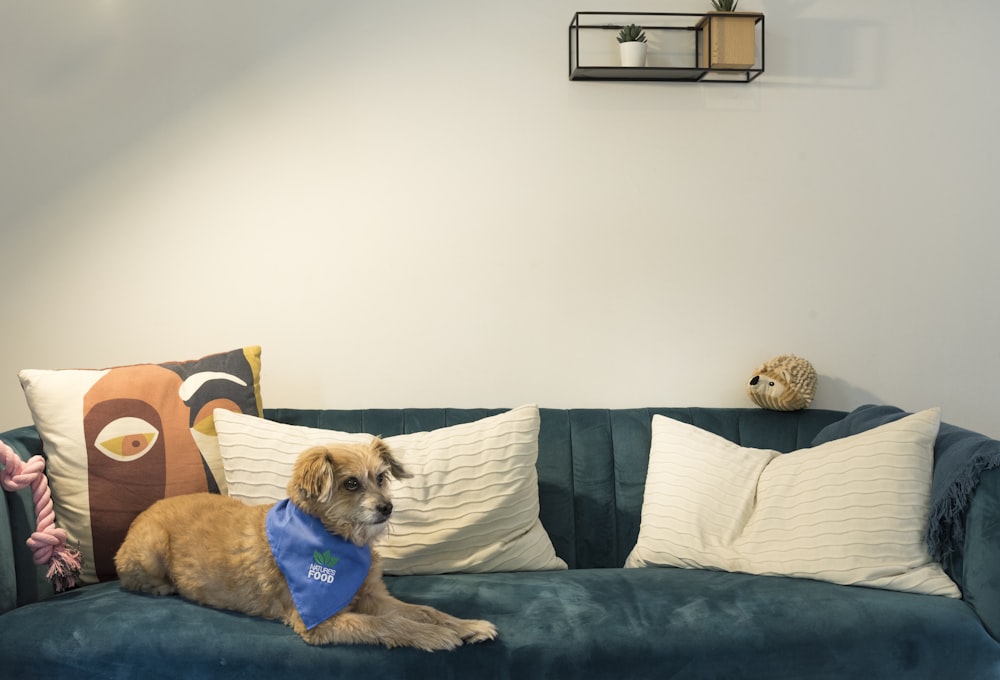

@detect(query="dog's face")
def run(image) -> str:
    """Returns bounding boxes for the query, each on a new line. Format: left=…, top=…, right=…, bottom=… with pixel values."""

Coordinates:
left=287, top=439, right=410, bottom=546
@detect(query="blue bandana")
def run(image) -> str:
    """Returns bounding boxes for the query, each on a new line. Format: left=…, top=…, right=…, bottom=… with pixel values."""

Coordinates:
left=266, top=499, right=372, bottom=630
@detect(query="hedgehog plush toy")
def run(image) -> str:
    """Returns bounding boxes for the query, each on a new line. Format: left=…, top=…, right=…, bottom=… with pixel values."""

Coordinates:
left=746, top=354, right=817, bottom=411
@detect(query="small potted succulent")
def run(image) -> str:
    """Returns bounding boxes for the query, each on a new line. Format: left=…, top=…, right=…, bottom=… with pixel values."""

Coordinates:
left=617, top=23, right=647, bottom=67
left=699, top=0, right=762, bottom=70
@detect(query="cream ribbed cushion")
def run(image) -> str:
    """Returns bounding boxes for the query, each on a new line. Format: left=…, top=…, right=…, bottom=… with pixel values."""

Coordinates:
left=625, top=408, right=960, bottom=597
left=214, top=404, right=566, bottom=575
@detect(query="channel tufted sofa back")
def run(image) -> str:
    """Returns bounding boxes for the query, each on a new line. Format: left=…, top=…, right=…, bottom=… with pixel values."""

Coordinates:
left=261, top=407, right=847, bottom=570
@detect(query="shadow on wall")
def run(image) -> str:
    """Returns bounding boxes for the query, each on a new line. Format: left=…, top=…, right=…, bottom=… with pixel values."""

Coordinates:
left=764, top=17, right=887, bottom=89
left=0, top=0, right=340, bottom=228
left=815, top=374, right=882, bottom=412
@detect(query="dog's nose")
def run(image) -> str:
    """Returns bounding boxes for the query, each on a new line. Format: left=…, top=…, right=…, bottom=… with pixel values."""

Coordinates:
left=749, top=375, right=760, bottom=386
left=377, top=501, right=393, bottom=518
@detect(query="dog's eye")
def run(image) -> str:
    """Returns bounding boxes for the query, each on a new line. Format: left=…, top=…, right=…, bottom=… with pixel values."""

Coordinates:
left=343, top=478, right=361, bottom=492
left=376, top=472, right=388, bottom=487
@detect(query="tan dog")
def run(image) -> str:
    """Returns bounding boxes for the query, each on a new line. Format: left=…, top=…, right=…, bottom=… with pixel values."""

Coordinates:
left=114, top=440, right=497, bottom=651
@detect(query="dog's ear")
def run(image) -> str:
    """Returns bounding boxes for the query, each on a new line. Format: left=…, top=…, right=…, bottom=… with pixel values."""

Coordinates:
left=372, top=438, right=412, bottom=480
left=290, top=446, right=338, bottom=503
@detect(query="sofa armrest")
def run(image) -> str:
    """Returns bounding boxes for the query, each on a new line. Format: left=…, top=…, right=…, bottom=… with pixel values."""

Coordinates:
left=963, top=466, right=1000, bottom=640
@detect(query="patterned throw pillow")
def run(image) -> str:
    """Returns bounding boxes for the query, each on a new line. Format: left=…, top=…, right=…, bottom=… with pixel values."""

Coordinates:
left=19, top=347, right=263, bottom=583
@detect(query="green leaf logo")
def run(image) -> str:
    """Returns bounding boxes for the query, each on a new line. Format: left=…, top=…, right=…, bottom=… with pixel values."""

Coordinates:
left=313, top=550, right=340, bottom=568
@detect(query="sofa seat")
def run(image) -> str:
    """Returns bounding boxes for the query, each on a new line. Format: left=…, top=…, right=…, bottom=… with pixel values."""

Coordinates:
left=4, top=566, right=996, bottom=679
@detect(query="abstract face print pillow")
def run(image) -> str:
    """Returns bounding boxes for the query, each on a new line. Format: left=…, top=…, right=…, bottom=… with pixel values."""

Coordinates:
left=19, top=346, right=263, bottom=583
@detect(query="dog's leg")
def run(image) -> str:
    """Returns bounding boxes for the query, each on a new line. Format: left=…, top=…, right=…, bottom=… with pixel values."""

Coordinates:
left=355, top=580, right=497, bottom=644
left=291, top=611, right=466, bottom=651
left=114, top=521, right=177, bottom=596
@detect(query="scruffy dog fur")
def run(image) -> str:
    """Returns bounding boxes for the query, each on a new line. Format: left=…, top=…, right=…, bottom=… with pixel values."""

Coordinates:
left=114, top=440, right=497, bottom=651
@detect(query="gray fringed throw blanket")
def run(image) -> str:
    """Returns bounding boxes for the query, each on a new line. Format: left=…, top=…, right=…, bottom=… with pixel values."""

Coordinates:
left=811, top=404, right=1000, bottom=573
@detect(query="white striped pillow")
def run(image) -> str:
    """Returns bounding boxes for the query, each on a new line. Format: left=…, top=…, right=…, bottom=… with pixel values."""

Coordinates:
left=625, top=408, right=960, bottom=597
left=214, top=405, right=566, bottom=575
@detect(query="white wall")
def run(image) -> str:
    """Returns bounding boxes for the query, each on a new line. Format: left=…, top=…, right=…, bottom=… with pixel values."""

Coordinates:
left=2, top=0, right=998, bottom=437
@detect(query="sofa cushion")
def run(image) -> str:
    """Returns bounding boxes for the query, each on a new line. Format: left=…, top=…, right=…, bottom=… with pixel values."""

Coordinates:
left=17, top=347, right=263, bottom=583
left=0, top=568, right=996, bottom=679
left=626, top=408, right=960, bottom=597
left=214, top=404, right=566, bottom=575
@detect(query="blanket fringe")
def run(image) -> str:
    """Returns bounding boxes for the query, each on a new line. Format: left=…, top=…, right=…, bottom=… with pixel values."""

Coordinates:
left=926, top=437, right=1000, bottom=571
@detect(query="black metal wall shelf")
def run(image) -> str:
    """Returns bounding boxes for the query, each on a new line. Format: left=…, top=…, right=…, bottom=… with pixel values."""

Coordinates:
left=569, top=11, right=764, bottom=83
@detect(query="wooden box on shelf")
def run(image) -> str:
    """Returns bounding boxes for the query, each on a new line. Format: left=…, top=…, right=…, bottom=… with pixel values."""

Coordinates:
left=697, top=12, right=762, bottom=70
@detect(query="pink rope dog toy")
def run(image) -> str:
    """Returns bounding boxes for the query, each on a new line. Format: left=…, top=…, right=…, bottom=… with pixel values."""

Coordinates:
left=0, top=439, right=81, bottom=591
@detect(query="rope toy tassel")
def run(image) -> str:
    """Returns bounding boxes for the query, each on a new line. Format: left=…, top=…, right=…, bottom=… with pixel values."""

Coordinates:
left=0, top=439, right=81, bottom=592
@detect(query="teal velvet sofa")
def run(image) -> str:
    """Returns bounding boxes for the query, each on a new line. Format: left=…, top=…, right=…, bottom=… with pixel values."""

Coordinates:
left=2, top=406, right=999, bottom=679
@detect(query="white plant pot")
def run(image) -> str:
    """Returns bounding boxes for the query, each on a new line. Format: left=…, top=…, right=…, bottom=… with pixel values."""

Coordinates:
left=619, top=41, right=647, bottom=67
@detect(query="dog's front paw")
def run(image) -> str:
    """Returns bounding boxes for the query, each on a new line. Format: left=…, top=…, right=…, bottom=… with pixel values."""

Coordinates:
left=455, top=618, right=497, bottom=644
left=397, top=622, right=465, bottom=652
